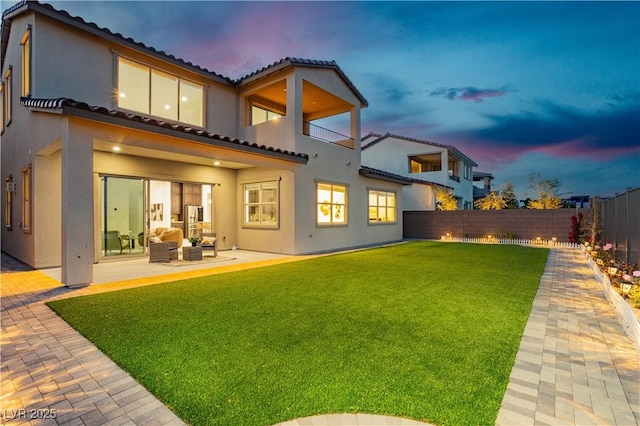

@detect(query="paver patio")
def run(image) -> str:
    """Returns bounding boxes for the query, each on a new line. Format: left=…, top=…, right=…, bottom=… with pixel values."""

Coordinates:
left=1, top=247, right=638, bottom=425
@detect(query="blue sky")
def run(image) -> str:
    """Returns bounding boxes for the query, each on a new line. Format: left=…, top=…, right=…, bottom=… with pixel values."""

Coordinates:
left=10, top=1, right=639, bottom=199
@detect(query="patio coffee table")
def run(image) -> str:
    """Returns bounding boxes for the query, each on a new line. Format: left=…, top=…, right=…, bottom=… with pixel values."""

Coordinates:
left=183, top=246, right=203, bottom=261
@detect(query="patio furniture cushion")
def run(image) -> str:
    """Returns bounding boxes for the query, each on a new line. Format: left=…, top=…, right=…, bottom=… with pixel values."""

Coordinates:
left=200, top=232, right=217, bottom=257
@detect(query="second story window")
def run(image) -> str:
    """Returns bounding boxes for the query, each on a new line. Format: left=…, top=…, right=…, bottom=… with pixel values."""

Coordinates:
left=21, top=28, right=31, bottom=97
left=0, top=83, right=4, bottom=131
left=464, top=164, right=472, bottom=180
left=409, top=155, right=441, bottom=173
left=251, top=105, right=281, bottom=125
left=4, top=68, right=11, bottom=125
left=117, top=57, right=203, bottom=127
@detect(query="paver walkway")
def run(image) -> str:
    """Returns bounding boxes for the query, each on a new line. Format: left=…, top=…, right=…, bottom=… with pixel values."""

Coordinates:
left=495, top=249, right=639, bottom=425
left=1, top=248, right=638, bottom=425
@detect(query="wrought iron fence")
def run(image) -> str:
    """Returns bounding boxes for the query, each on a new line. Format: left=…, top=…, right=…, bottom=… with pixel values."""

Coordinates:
left=602, top=187, right=640, bottom=265
left=303, top=121, right=354, bottom=149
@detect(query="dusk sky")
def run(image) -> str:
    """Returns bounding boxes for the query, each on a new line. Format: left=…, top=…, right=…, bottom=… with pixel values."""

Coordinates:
left=8, top=1, right=639, bottom=200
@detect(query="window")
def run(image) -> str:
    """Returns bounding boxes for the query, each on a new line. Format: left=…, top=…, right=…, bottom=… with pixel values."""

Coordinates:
left=243, top=181, right=279, bottom=227
left=251, top=105, right=282, bottom=125
left=0, top=83, right=4, bottom=131
left=410, top=158, right=424, bottom=174
left=4, top=68, right=11, bottom=125
left=409, top=155, right=441, bottom=173
left=448, top=160, right=459, bottom=177
left=117, top=57, right=203, bottom=126
left=317, top=182, right=347, bottom=225
left=4, top=175, right=13, bottom=230
left=21, top=28, right=31, bottom=97
left=21, top=165, right=31, bottom=232
left=368, top=190, right=396, bottom=223
left=463, top=164, right=472, bottom=180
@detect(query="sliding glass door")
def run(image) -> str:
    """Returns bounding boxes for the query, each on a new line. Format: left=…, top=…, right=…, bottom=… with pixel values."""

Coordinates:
left=101, top=176, right=145, bottom=257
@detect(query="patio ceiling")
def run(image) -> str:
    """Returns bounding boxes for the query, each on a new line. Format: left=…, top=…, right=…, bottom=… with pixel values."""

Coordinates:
left=250, top=79, right=352, bottom=121
left=93, top=139, right=254, bottom=169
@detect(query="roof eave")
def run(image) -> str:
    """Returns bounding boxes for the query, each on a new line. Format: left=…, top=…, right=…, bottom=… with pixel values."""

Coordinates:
left=62, top=105, right=309, bottom=164
left=21, top=97, right=309, bottom=165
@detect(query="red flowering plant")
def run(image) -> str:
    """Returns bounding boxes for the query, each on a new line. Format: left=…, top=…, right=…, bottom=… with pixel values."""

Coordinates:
left=568, top=213, right=584, bottom=243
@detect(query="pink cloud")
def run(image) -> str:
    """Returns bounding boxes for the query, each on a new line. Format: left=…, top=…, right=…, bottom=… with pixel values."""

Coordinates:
left=459, top=88, right=508, bottom=103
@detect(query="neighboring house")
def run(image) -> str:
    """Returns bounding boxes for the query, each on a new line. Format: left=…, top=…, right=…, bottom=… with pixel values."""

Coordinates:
left=472, top=171, right=495, bottom=202
left=361, top=133, right=477, bottom=210
left=0, top=1, right=411, bottom=286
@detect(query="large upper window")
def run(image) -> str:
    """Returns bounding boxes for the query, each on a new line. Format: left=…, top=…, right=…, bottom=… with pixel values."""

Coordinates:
left=317, top=182, right=347, bottom=225
left=368, top=190, right=396, bottom=223
left=243, top=181, right=279, bottom=227
left=21, top=28, right=31, bottom=97
left=117, top=57, right=203, bottom=127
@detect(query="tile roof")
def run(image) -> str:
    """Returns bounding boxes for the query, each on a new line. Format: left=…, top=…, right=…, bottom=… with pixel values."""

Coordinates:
left=237, top=57, right=369, bottom=107
left=3, top=1, right=368, bottom=106
left=473, top=171, right=495, bottom=180
left=361, top=132, right=478, bottom=167
left=358, top=166, right=413, bottom=185
left=21, top=97, right=309, bottom=164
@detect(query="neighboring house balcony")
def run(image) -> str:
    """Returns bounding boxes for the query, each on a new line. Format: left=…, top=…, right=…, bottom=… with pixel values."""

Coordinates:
left=408, top=152, right=471, bottom=187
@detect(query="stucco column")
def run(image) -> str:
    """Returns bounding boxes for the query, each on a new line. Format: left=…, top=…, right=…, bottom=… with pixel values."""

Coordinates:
left=60, top=121, right=93, bottom=287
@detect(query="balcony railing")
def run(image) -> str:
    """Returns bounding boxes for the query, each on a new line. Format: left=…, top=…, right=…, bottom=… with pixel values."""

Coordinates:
left=303, top=121, right=354, bottom=149
left=448, top=173, right=460, bottom=183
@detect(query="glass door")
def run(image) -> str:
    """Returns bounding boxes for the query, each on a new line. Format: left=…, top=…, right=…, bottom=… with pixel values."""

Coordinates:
left=102, top=176, right=145, bottom=257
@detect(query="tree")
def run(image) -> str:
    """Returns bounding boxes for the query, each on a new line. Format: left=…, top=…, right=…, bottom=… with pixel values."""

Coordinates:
left=501, top=182, right=519, bottom=209
left=474, top=191, right=507, bottom=210
left=435, top=187, right=458, bottom=211
left=583, top=196, right=602, bottom=244
left=527, top=173, right=561, bottom=209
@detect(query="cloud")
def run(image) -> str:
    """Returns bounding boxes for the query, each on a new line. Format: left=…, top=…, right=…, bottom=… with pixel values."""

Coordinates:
left=452, top=101, right=640, bottom=163
left=430, top=87, right=509, bottom=103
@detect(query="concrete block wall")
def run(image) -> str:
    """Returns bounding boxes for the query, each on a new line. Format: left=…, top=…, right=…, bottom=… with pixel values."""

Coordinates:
left=404, top=209, right=587, bottom=242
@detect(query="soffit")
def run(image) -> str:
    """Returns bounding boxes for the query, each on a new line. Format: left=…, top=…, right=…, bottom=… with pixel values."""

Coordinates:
left=93, top=139, right=253, bottom=169
left=250, top=79, right=351, bottom=118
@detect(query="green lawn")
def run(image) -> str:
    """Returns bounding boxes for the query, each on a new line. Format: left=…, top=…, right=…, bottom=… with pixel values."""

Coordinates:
left=47, top=241, right=549, bottom=426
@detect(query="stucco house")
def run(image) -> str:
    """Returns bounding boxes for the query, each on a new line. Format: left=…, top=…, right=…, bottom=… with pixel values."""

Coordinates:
left=1, top=1, right=411, bottom=287
left=473, top=171, right=495, bottom=202
left=361, top=132, right=477, bottom=210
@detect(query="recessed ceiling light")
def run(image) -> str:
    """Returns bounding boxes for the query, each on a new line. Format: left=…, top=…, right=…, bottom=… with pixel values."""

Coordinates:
left=119, top=92, right=126, bottom=98
left=181, top=96, right=188, bottom=102
left=164, top=104, right=171, bottom=110
left=113, top=146, right=121, bottom=152
left=213, top=161, right=221, bottom=166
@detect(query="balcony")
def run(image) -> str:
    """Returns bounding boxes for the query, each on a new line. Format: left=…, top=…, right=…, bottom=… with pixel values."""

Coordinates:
left=448, top=173, right=461, bottom=183
left=303, top=121, right=354, bottom=150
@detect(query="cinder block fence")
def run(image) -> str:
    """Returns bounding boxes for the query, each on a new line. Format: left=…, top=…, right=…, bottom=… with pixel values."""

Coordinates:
left=403, top=209, right=588, bottom=242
